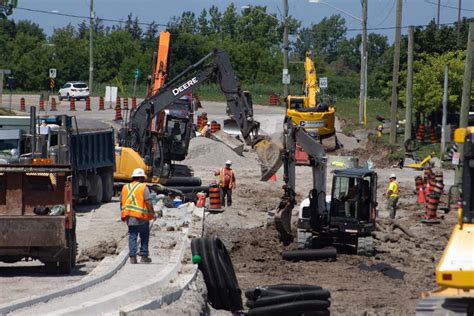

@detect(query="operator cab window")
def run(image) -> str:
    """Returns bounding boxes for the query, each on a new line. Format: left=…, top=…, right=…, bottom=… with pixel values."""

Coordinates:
left=331, top=176, right=371, bottom=220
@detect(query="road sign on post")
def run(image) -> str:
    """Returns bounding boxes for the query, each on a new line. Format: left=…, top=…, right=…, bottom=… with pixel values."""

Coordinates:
left=49, top=78, right=56, bottom=91
left=49, top=68, right=57, bottom=79
left=319, top=77, right=328, bottom=89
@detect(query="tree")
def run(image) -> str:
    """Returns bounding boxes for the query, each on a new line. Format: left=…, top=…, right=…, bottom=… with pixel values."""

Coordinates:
left=125, top=13, right=142, bottom=40
left=295, top=15, right=347, bottom=62
left=400, top=51, right=473, bottom=115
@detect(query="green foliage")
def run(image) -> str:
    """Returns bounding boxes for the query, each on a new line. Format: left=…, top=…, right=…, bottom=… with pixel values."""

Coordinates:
left=0, top=5, right=471, bottom=104
left=399, top=50, right=472, bottom=114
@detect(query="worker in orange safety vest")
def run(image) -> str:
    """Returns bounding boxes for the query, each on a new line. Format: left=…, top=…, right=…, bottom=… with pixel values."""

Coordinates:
left=121, top=168, right=155, bottom=264
left=214, top=160, right=236, bottom=207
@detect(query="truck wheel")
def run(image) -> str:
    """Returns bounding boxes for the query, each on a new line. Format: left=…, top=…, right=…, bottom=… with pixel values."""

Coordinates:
left=88, top=174, right=103, bottom=205
left=59, top=230, right=76, bottom=274
left=100, top=171, right=114, bottom=203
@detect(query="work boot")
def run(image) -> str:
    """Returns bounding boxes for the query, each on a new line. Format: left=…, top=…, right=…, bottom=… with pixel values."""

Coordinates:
left=140, top=256, right=152, bottom=264
left=129, top=256, right=137, bottom=264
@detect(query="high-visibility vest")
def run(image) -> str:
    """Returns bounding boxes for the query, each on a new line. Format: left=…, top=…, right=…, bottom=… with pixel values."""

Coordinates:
left=387, top=181, right=399, bottom=198
left=218, top=167, right=235, bottom=188
left=121, top=181, right=153, bottom=221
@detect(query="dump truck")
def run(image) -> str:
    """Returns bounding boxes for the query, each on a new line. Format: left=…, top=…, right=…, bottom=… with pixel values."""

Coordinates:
left=0, top=108, right=79, bottom=273
left=0, top=110, right=115, bottom=204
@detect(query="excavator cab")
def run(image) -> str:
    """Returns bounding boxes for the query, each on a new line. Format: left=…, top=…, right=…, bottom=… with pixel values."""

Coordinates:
left=298, top=168, right=377, bottom=255
left=329, top=169, right=377, bottom=232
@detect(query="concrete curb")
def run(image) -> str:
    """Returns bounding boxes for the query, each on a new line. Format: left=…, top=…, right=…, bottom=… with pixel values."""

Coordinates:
left=0, top=248, right=129, bottom=315
left=48, top=204, right=202, bottom=315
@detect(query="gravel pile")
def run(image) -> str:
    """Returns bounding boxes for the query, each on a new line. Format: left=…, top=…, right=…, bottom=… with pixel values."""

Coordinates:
left=183, top=137, right=258, bottom=170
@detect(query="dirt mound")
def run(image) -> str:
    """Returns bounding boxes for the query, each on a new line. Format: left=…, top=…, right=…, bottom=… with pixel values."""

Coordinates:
left=339, top=140, right=400, bottom=168
left=77, top=240, right=118, bottom=262
left=183, top=137, right=257, bottom=169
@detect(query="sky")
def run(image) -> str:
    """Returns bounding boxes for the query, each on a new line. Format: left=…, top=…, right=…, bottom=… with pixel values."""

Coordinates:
left=8, top=0, right=474, bottom=42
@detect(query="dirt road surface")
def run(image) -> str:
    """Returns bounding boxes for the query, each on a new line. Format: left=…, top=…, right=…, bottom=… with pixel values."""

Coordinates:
left=0, top=96, right=457, bottom=314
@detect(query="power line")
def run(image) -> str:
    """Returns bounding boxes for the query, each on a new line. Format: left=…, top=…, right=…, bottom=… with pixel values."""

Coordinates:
left=424, top=0, right=474, bottom=12
left=346, top=21, right=464, bottom=32
left=370, top=0, right=397, bottom=28
left=15, top=6, right=168, bottom=27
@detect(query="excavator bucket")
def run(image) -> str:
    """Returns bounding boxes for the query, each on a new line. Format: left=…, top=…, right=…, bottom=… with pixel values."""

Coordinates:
left=222, top=118, right=241, bottom=136
left=254, top=139, right=284, bottom=181
left=274, top=196, right=295, bottom=245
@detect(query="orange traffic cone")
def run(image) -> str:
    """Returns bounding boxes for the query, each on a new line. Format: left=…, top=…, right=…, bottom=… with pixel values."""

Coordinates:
left=418, top=188, right=425, bottom=204
left=270, top=174, right=277, bottom=181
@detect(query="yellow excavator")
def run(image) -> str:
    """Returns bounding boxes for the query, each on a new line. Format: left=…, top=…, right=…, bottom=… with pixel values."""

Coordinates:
left=286, top=52, right=337, bottom=156
left=416, top=127, right=474, bottom=315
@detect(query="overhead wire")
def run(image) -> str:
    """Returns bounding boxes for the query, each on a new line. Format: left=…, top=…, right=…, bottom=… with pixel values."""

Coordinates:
left=15, top=6, right=168, bottom=27
left=423, top=0, right=474, bottom=12
left=370, top=0, right=397, bottom=28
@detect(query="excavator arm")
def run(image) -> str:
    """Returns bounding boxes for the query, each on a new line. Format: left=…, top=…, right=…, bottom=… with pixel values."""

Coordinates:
left=123, top=48, right=281, bottom=180
left=275, top=117, right=327, bottom=244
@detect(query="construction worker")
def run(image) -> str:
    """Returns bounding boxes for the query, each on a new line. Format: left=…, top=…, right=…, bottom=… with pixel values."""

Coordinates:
left=200, top=121, right=211, bottom=137
left=386, top=173, right=399, bottom=219
left=121, top=168, right=155, bottom=264
left=214, top=160, right=236, bottom=207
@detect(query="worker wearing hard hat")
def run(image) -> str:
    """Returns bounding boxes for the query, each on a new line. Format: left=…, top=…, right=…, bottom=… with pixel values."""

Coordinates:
left=386, top=173, right=399, bottom=219
left=214, top=160, right=236, bottom=207
left=121, top=168, right=155, bottom=264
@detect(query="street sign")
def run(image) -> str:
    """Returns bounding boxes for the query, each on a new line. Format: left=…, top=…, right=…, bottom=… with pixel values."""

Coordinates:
left=49, top=77, right=56, bottom=90
left=319, top=77, right=328, bottom=89
left=0, top=69, right=11, bottom=75
left=49, top=68, right=57, bottom=79
left=133, top=69, right=140, bottom=79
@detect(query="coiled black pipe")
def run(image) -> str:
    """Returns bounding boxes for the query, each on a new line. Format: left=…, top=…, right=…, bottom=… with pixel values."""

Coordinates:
left=246, top=290, right=331, bottom=308
left=191, top=237, right=243, bottom=312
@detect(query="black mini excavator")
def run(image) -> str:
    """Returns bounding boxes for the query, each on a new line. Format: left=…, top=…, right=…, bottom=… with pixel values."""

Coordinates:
left=275, top=117, right=377, bottom=256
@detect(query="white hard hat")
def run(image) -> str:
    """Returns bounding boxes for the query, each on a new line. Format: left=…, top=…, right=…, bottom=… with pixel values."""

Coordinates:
left=389, top=173, right=396, bottom=179
left=131, top=168, right=146, bottom=178
left=225, top=160, right=232, bottom=165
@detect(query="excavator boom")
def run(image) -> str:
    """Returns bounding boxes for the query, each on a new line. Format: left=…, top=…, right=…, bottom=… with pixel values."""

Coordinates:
left=304, top=52, right=319, bottom=107
left=123, top=49, right=282, bottom=180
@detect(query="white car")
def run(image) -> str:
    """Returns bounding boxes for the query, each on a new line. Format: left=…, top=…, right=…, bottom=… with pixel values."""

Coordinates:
left=58, top=82, right=90, bottom=101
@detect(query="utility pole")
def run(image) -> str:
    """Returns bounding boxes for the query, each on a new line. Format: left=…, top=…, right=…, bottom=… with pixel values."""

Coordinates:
left=437, top=0, right=441, bottom=27
left=359, top=0, right=368, bottom=125
left=89, top=0, right=94, bottom=95
left=404, top=26, right=414, bottom=143
left=389, top=0, right=403, bottom=144
left=283, top=0, right=289, bottom=98
left=457, top=0, right=462, bottom=33
left=441, top=64, right=449, bottom=155
left=455, top=22, right=474, bottom=184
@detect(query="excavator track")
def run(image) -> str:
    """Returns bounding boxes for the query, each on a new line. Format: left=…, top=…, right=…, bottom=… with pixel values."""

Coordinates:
left=356, top=236, right=374, bottom=256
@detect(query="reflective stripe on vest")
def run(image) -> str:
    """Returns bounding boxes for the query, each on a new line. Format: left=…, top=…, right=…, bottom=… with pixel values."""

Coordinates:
left=121, top=182, right=153, bottom=220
